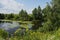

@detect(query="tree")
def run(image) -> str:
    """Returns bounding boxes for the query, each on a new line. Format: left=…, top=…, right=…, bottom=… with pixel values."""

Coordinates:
left=19, top=9, right=29, bottom=21
left=14, top=14, right=20, bottom=20
left=42, top=3, right=52, bottom=22
left=32, top=6, right=44, bottom=30
left=0, top=13, right=5, bottom=19
left=7, top=13, right=14, bottom=20
left=32, top=8, right=38, bottom=20
left=37, top=6, right=42, bottom=20
left=51, top=0, right=60, bottom=28
left=41, top=0, right=60, bottom=32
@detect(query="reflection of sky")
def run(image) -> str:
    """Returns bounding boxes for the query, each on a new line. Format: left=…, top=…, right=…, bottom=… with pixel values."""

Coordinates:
left=0, top=22, right=33, bottom=34
left=0, top=22, right=20, bottom=30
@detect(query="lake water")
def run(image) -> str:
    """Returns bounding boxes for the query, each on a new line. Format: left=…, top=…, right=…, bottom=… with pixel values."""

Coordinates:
left=0, top=21, right=32, bottom=34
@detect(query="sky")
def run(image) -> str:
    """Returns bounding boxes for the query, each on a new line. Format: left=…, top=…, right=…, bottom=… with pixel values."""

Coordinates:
left=0, top=0, right=51, bottom=14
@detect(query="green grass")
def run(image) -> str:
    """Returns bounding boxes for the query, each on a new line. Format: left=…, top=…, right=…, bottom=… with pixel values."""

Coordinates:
left=0, top=19, right=32, bottom=24
left=12, top=28, right=60, bottom=40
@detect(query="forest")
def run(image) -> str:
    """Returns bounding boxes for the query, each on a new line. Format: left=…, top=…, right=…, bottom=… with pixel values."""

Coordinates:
left=0, top=0, right=60, bottom=40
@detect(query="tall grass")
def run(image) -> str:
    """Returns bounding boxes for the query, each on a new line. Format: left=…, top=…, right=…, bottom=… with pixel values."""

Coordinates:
left=0, top=28, right=60, bottom=40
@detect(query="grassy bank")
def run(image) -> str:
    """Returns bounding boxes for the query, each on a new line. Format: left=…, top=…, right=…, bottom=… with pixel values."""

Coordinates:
left=0, top=28, right=60, bottom=40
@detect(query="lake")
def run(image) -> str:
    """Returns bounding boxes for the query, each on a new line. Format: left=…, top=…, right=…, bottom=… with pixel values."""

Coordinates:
left=0, top=21, right=32, bottom=34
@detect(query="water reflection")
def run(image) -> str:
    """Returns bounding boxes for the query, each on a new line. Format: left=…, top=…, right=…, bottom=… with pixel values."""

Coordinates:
left=0, top=21, right=32, bottom=34
left=0, top=22, right=20, bottom=34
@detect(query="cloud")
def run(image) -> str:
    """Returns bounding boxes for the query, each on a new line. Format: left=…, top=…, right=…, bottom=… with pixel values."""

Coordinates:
left=0, top=0, right=24, bottom=13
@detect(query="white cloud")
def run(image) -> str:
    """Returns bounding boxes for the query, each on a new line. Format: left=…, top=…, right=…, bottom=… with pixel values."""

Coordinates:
left=0, top=0, right=24, bottom=13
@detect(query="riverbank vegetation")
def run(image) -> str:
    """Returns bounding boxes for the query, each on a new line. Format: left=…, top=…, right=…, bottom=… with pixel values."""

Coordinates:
left=0, top=0, right=60, bottom=40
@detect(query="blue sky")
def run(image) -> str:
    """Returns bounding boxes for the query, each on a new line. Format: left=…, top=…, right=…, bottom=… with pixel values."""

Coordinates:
left=0, top=0, right=51, bottom=14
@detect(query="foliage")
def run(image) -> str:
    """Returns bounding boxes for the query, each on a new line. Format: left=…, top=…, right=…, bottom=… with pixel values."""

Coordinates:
left=14, top=14, right=20, bottom=20
left=32, top=6, right=44, bottom=30
left=8, top=28, right=60, bottom=40
left=0, top=13, right=5, bottom=19
left=0, top=29, right=8, bottom=39
left=6, top=13, right=14, bottom=20
left=19, top=9, right=30, bottom=21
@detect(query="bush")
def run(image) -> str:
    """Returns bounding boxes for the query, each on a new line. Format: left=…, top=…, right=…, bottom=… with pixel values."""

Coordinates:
left=0, top=29, right=8, bottom=39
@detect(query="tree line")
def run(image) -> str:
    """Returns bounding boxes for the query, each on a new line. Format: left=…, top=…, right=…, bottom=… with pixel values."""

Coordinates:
left=0, top=10, right=32, bottom=21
